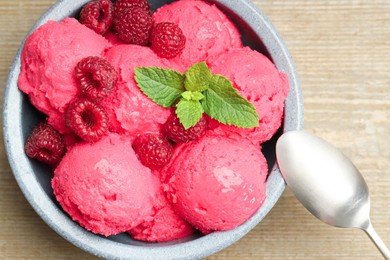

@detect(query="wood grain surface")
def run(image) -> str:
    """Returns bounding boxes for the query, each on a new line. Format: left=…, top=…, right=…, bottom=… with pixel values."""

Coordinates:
left=1, top=0, right=389, bottom=259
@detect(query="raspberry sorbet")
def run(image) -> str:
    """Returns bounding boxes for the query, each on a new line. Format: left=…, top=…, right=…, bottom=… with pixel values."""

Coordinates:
left=18, top=0, right=290, bottom=242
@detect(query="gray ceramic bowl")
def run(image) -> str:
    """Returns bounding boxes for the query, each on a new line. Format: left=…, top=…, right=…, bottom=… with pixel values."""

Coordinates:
left=3, top=0, right=303, bottom=259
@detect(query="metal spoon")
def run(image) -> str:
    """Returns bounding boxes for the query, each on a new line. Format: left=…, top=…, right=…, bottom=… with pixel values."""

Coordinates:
left=276, top=130, right=390, bottom=259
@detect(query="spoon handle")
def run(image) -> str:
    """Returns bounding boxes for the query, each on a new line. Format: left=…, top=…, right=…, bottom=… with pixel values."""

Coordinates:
left=363, top=221, right=390, bottom=259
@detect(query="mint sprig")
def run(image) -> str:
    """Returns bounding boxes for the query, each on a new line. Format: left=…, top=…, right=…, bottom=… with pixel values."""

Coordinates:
left=135, top=62, right=259, bottom=129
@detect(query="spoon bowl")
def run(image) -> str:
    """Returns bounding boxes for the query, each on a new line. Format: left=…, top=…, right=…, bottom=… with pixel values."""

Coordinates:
left=276, top=130, right=390, bottom=259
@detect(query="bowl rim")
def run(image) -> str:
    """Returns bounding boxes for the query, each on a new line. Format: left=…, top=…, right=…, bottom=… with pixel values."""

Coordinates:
left=2, top=0, right=303, bottom=259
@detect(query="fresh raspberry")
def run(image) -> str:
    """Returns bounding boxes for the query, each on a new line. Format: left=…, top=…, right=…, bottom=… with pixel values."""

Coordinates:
left=25, top=122, right=66, bottom=166
left=151, top=22, right=186, bottom=58
left=113, top=7, right=153, bottom=45
left=132, top=133, right=173, bottom=170
left=162, top=112, right=207, bottom=143
left=114, top=0, right=151, bottom=15
left=65, top=98, right=109, bottom=142
left=80, top=0, right=114, bottom=35
left=74, top=56, right=117, bottom=100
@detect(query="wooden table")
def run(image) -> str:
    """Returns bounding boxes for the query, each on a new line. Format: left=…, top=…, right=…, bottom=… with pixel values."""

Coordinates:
left=1, top=1, right=389, bottom=259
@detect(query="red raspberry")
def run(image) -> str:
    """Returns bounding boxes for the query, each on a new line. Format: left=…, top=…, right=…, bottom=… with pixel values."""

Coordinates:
left=80, top=0, right=114, bottom=35
left=113, top=7, right=153, bottom=45
left=65, top=98, right=109, bottom=142
left=114, top=0, right=151, bottom=15
left=25, top=122, right=66, bottom=166
left=132, top=133, right=173, bottom=170
left=151, top=22, right=186, bottom=58
left=74, top=56, right=117, bottom=100
left=162, top=112, right=207, bottom=143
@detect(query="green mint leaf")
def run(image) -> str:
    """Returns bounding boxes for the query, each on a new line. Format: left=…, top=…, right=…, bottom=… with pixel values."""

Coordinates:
left=181, top=91, right=204, bottom=101
left=176, top=99, right=204, bottom=129
left=191, top=91, right=205, bottom=101
left=181, top=91, right=193, bottom=101
left=184, top=62, right=212, bottom=92
left=134, top=67, right=185, bottom=108
left=201, top=74, right=259, bottom=128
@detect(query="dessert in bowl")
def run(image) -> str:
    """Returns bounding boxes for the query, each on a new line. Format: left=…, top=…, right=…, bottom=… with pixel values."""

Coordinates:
left=3, top=0, right=303, bottom=259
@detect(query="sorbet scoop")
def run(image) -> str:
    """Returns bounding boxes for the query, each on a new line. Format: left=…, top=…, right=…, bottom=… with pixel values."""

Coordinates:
left=276, top=130, right=390, bottom=259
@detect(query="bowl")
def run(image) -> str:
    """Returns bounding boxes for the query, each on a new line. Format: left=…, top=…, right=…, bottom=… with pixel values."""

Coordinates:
left=3, top=0, right=303, bottom=259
